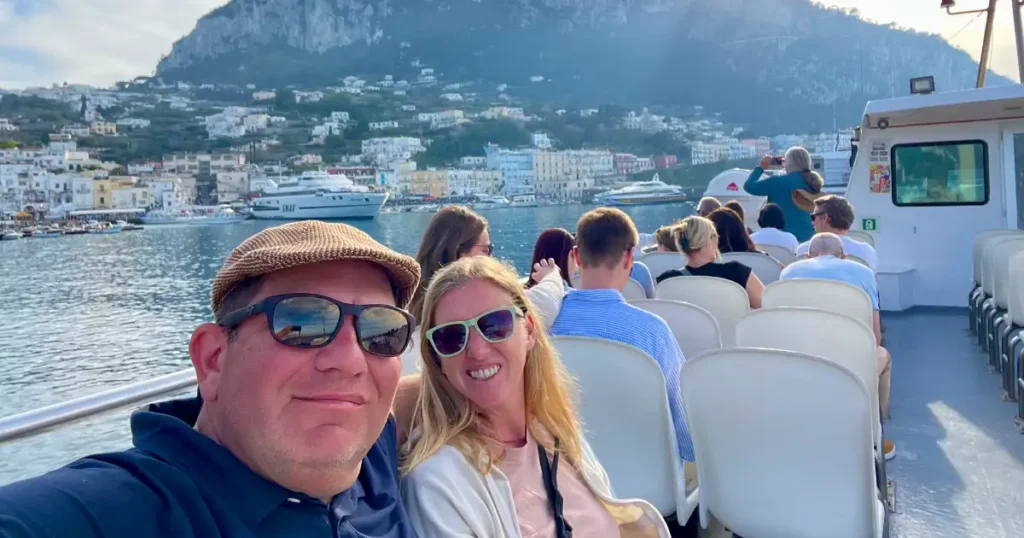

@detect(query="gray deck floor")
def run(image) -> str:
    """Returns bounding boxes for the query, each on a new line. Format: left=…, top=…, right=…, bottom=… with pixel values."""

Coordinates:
left=883, top=309, right=1024, bottom=538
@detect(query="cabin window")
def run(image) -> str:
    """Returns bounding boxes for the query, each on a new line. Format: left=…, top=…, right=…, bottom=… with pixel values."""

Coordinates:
left=891, top=140, right=989, bottom=206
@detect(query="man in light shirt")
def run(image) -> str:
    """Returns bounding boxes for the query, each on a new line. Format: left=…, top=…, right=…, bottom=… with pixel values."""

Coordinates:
left=782, top=233, right=894, bottom=460
left=796, top=195, right=878, bottom=271
left=750, top=202, right=799, bottom=253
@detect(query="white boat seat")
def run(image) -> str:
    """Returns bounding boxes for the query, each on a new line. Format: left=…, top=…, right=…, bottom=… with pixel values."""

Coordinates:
left=637, top=251, right=688, bottom=281
left=656, top=276, right=749, bottom=347
left=621, top=278, right=648, bottom=301
left=846, top=229, right=875, bottom=247
left=756, top=244, right=798, bottom=266
left=720, top=252, right=784, bottom=284
left=763, top=279, right=874, bottom=331
left=552, top=336, right=698, bottom=522
left=630, top=299, right=722, bottom=360
left=681, top=348, right=884, bottom=538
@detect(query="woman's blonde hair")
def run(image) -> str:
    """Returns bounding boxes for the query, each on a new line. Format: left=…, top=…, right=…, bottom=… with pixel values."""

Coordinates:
left=674, top=215, right=718, bottom=255
left=784, top=146, right=824, bottom=193
left=400, top=256, right=583, bottom=476
left=655, top=225, right=679, bottom=252
left=408, top=206, right=489, bottom=322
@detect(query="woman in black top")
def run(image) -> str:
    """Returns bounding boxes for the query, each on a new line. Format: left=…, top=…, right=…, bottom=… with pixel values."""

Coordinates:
left=657, top=215, right=764, bottom=309
left=707, top=207, right=760, bottom=255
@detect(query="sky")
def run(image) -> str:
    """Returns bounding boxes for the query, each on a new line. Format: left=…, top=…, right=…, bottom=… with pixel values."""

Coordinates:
left=0, top=0, right=1021, bottom=89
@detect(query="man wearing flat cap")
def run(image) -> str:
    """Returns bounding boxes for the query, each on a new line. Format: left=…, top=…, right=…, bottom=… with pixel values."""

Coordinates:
left=0, top=221, right=422, bottom=538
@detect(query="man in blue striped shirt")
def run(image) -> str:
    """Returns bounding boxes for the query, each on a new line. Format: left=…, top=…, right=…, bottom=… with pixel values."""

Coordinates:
left=550, top=208, right=695, bottom=469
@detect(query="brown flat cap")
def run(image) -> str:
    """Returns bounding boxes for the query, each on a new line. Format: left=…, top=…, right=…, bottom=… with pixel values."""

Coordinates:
left=211, top=220, right=420, bottom=314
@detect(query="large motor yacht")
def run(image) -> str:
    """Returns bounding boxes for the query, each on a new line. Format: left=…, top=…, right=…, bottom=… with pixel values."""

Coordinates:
left=250, top=171, right=388, bottom=220
left=596, top=176, right=687, bottom=206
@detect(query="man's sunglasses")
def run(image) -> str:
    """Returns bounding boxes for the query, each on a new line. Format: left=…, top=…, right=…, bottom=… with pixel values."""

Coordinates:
left=812, top=212, right=826, bottom=220
left=425, top=307, right=523, bottom=359
left=218, top=294, right=415, bottom=357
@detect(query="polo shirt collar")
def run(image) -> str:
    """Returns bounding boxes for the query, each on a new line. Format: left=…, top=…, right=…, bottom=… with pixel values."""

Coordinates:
left=566, top=287, right=626, bottom=303
left=130, top=396, right=320, bottom=529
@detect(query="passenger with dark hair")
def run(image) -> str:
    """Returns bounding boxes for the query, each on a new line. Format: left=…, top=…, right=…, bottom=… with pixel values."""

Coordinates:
left=527, top=228, right=575, bottom=288
left=751, top=202, right=799, bottom=253
left=706, top=208, right=758, bottom=255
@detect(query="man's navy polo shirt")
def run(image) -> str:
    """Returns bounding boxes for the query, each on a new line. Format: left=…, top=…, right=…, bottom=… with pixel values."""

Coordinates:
left=0, top=397, right=418, bottom=538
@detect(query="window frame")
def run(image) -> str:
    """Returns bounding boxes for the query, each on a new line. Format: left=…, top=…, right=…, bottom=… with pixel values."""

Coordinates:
left=890, top=139, right=990, bottom=207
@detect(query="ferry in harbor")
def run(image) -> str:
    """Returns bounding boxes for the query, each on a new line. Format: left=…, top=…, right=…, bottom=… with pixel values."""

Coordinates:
left=596, top=176, right=687, bottom=206
left=251, top=171, right=388, bottom=220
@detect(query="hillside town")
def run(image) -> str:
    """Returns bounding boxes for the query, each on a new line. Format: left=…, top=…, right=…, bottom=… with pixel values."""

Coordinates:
left=0, top=73, right=854, bottom=219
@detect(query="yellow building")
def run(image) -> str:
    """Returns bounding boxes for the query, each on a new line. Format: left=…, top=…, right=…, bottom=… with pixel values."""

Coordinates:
left=91, top=176, right=140, bottom=209
left=402, top=170, right=450, bottom=198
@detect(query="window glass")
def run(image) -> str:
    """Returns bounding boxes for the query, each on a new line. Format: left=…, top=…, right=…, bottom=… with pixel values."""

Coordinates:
left=892, top=141, right=988, bottom=206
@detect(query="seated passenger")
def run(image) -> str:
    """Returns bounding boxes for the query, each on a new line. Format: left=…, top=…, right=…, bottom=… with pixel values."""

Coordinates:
left=404, top=206, right=565, bottom=369
left=527, top=228, right=576, bottom=289
left=631, top=259, right=658, bottom=298
left=550, top=208, right=696, bottom=469
left=655, top=225, right=680, bottom=252
left=658, top=216, right=764, bottom=309
left=707, top=207, right=767, bottom=256
left=781, top=233, right=895, bottom=460
left=795, top=195, right=878, bottom=271
left=0, top=221, right=422, bottom=537
left=697, top=196, right=722, bottom=217
left=750, top=202, right=799, bottom=253
left=401, top=256, right=670, bottom=537
left=724, top=200, right=754, bottom=234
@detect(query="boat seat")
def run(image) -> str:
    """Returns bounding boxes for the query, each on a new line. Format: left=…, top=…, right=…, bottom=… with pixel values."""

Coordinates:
left=756, top=244, right=798, bottom=266
left=979, top=236, right=1024, bottom=351
left=552, top=336, right=698, bottom=522
left=681, top=348, right=885, bottom=538
left=656, top=276, right=749, bottom=347
left=1004, top=251, right=1024, bottom=404
left=846, top=230, right=875, bottom=247
left=763, top=279, right=874, bottom=331
left=721, top=252, right=784, bottom=285
left=630, top=299, right=722, bottom=360
left=988, top=239, right=1024, bottom=371
left=637, top=251, right=688, bottom=281
left=971, top=231, right=1024, bottom=333
left=735, top=307, right=885, bottom=485
left=622, top=278, right=648, bottom=301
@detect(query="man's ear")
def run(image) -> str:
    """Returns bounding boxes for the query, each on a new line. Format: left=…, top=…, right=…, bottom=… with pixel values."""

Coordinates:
left=189, top=323, right=229, bottom=403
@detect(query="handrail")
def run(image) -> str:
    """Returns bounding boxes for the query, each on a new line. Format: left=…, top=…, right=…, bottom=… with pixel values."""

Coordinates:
left=0, top=369, right=197, bottom=444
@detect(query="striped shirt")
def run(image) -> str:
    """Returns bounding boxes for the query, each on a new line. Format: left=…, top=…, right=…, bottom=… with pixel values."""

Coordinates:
left=550, top=288, right=695, bottom=462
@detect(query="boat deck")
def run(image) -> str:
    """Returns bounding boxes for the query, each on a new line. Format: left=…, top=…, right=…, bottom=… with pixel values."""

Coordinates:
left=883, top=308, right=1024, bottom=537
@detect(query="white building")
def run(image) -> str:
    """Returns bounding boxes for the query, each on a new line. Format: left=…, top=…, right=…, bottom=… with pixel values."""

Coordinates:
left=417, top=110, right=464, bottom=130
left=330, top=111, right=351, bottom=124
left=243, top=114, right=270, bottom=133
left=369, top=121, right=400, bottom=131
left=0, top=118, right=18, bottom=131
left=532, top=133, right=552, bottom=149
left=216, top=171, right=249, bottom=202
left=162, top=153, right=246, bottom=174
left=361, top=137, right=426, bottom=165
left=448, top=169, right=502, bottom=196
left=401, top=105, right=416, bottom=112
left=70, top=176, right=94, bottom=209
left=115, top=118, right=151, bottom=129
left=460, top=156, right=487, bottom=168
left=440, top=93, right=464, bottom=102
left=111, top=186, right=151, bottom=209
left=482, top=107, right=526, bottom=121
left=312, top=122, right=345, bottom=138
left=89, top=121, right=117, bottom=136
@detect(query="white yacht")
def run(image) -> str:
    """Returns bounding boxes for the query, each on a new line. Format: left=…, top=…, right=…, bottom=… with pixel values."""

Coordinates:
left=250, top=171, right=388, bottom=220
left=142, top=206, right=247, bottom=225
left=509, top=193, right=538, bottom=208
left=595, top=176, right=687, bottom=206
left=473, top=194, right=510, bottom=210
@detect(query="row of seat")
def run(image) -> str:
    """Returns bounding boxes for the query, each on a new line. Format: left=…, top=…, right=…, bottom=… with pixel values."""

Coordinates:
left=969, top=230, right=1024, bottom=424
left=555, top=277, right=888, bottom=537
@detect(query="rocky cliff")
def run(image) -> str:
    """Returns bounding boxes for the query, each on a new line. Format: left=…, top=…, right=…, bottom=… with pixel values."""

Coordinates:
left=155, top=0, right=1010, bottom=130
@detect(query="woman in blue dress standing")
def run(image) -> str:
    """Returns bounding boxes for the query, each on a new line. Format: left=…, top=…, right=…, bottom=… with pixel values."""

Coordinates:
left=743, top=146, right=825, bottom=243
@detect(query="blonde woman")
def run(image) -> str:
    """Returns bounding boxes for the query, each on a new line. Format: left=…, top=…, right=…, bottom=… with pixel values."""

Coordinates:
left=656, top=216, right=764, bottom=309
left=401, top=256, right=669, bottom=538
left=743, top=146, right=825, bottom=242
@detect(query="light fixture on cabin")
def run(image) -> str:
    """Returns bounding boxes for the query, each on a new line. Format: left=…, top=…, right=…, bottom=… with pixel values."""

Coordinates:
left=877, top=118, right=890, bottom=130
left=940, top=0, right=956, bottom=9
left=910, top=76, right=936, bottom=95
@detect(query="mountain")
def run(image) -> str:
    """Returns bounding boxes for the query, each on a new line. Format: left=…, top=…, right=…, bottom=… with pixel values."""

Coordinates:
left=155, top=0, right=1013, bottom=131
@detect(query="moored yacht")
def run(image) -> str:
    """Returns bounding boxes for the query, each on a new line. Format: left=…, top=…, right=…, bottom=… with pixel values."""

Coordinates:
left=596, top=176, right=687, bottom=206
left=142, top=206, right=247, bottom=225
left=250, top=171, right=388, bottom=220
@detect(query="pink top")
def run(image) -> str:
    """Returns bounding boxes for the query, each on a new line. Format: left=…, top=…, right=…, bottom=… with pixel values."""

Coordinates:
left=498, top=433, right=621, bottom=538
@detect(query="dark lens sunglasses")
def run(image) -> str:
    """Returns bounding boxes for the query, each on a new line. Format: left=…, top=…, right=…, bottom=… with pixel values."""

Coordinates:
left=425, top=307, right=523, bottom=359
left=218, top=294, right=415, bottom=357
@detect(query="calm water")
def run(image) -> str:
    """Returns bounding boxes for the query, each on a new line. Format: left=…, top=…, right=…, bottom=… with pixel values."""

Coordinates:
left=0, top=203, right=693, bottom=484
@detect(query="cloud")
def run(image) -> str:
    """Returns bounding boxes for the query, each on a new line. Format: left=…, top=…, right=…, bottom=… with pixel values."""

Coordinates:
left=0, top=0, right=228, bottom=88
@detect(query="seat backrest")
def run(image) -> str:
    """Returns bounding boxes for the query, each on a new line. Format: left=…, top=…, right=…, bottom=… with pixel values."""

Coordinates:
left=974, top=230, right=1024, bottom=285
left=983, top=235, right=1024, bottom=295
left=553, top=336, right=685, bottom=516
left=681, top=348, right=877, bottom=537
left=630, top=299, right=722, bottom=360
left=637, top=251, right=688, bottom=280
left=622, top=278, right=648, bottom=301
left=846, top=230, right=875, bottom=247
left=756, top=244, right=798, bottom=266
left=721, top=252, right=783, bottom=284
left=656, top=276, right=749, bottom=347
left=1009, top=250, right=1024, bottom=326
left=992, top=238, right=1024, bottom=309
left=735, top=307, right=881, bottom=447
left=846, top=254, right=871, bottom=268
left=763, top=279, right=873, bottom=329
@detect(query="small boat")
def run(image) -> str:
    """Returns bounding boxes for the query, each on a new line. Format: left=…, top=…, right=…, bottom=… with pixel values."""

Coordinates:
left=116, top=220, right=143, bottom=231
left=1, top=231, right=23, bottom=241
left=473, top=195, right=511, bottom=210
left=31, top=228, right=63, bottom=238
left=86, top=221, right=121, bottom=234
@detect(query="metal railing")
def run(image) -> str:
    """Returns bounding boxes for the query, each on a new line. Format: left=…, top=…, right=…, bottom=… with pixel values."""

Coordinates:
left=0, top=369, right=197, bottom=444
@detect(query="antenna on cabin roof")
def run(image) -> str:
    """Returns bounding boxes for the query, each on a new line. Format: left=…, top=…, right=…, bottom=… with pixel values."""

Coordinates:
left=941, top=0, right=1022, bottom=86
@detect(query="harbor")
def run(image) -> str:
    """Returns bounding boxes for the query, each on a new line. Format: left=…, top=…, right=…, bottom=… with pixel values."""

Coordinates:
left=0, top=202, right=690, bottom=485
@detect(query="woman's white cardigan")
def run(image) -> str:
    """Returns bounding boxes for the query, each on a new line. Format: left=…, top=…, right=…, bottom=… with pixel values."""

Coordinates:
left=400, top=436, right=671, bottom=538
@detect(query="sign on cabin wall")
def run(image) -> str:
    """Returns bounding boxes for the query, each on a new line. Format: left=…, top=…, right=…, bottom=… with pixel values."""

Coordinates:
left=868, top=139, right=892, bottom=194
left=862, top=217, right=878, bottom=231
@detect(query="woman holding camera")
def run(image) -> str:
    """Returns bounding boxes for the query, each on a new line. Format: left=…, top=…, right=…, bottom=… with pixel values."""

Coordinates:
left=743, top=146, right=824, bottom=242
